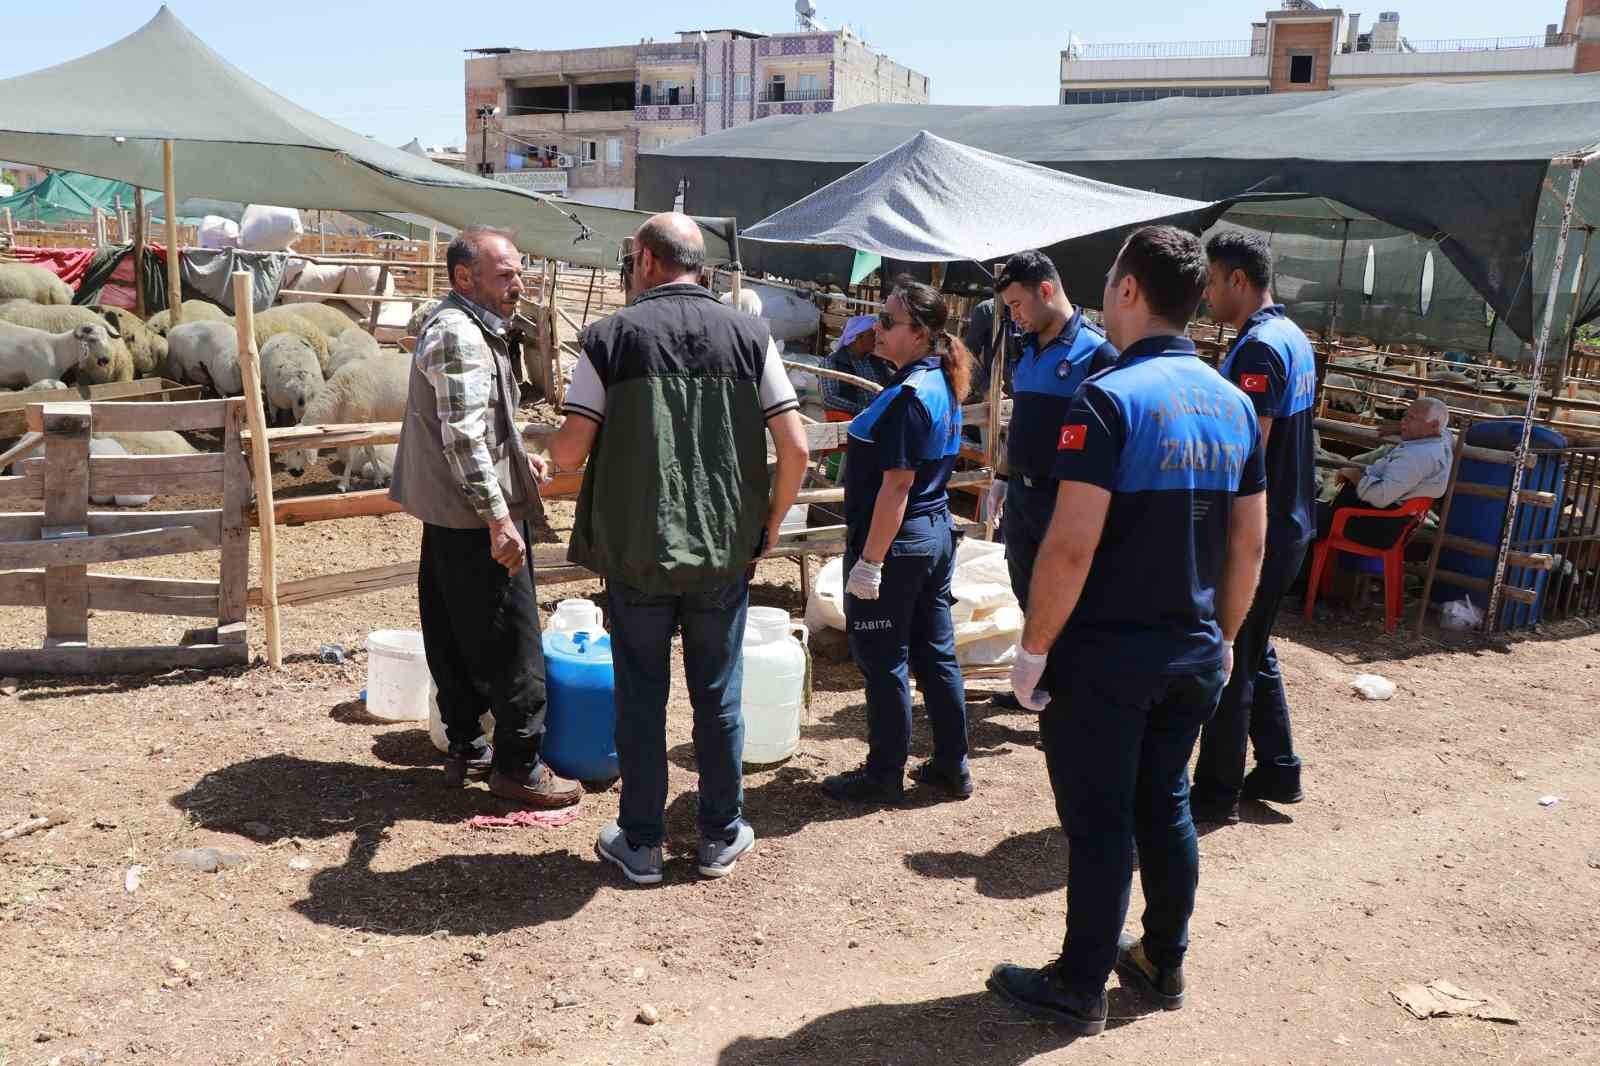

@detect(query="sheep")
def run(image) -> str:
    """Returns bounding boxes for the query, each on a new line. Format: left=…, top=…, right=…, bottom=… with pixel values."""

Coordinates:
left=165, top=321, right=243, bottom=396
left=0, top=262, right=73, bottom=305
left=0, top=301, right=134, bottom=384
left=284, top=300, right=361, bottom=339
left=97, top=430, right=200, bottom=456
left=252, top=306, right=331, bottom=375
left=340, top=443, right=397, bottom=492
left=25, top=378, right=70, bottom=393
left=0, top=320, right=118, bottom=387
left=90, top=305, right=168, bottom=378
left=87, top=437, right=153, bottom=507
left=260, top=333, right=323, bottom=424
left=325, top=327, right=380, bottom=378
left=282, top=354, right=409, bottom=482
left=407, top=298, right=441, bottom=337
left=144, top=301, right=230, bottom=336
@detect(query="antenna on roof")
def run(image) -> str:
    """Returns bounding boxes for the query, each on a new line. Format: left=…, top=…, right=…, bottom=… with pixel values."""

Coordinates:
left=795, top=0, right=828, bottom=31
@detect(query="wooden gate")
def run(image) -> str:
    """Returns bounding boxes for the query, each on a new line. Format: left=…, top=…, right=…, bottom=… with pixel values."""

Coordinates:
left=0, top=399, right=250, bottom=673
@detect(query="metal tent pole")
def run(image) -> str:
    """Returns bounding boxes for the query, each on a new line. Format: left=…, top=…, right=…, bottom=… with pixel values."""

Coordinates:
left=1484, top=154, right=1592, bottom=629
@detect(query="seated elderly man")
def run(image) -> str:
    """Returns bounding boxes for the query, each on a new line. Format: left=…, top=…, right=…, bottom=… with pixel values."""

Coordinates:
left=1317, top=396, right=1453, bottom=548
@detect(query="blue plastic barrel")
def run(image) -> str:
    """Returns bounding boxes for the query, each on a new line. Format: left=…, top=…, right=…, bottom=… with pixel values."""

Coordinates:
left=541, top=630, right=618, bottom=782
left=1433, top=419, right=1566, bottom=627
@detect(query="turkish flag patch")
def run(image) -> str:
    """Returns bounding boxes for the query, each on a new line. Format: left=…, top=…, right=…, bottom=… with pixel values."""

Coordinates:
left=1240, top=373, right=1269, bottom=394
left=1057, top=424, right=1087, bottom=451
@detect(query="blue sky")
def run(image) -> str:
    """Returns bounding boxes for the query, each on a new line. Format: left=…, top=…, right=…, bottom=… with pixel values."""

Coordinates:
left=0, top=1, right=1564, bottom=148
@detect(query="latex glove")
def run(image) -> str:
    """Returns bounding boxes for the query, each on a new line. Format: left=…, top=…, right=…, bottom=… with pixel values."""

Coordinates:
left=846, top=558, right=883, bottom=600
left=1010, top=647, right=1050, bottom=711
left=985, top=478, right=1007, bottom=524
left=1220, top=640, right=1235, bottom=687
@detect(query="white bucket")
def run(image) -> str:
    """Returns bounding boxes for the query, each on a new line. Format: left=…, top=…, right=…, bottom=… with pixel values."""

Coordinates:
left=364, top=629, right=431, bottom=722
left=741, top=607, right=808, bottom=765
left=427, top=683, right=495, bottom=754
left=549, top=598, right=603, bottom=637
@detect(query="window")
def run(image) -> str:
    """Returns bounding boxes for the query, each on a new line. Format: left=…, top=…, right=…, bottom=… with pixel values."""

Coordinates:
left=605, top=136, right=622, bottom=167
left=733, top=73, right=751, bottom=100
left=1289, top=53, right=1315, bottom=84
left=706, top=75, right=722, bottom=101
left=797, top=73, right=819, bottom=97
left=583, top=140, right=597, bottom=162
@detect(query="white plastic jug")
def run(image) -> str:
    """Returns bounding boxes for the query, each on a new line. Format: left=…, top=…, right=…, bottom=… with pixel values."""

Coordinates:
left=365, top=629, right=431, bottom=722
left=741, top=606, right=808, bottom=765
left=427, top=683, right=495, bottom=754
left=549, top=598, right=603, bottom=637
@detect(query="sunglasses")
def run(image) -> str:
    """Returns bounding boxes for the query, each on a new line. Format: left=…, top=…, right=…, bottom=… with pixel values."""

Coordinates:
left=619, top=253, right=634, bottom=275
left=877, top=310, right=916, bottom=331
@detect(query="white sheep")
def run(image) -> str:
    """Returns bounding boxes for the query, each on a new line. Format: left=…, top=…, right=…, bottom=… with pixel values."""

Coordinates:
left=165, top=321, right=243, bottom=396
left=98, top=430, right=200, bottom=456
left=285, top=301, right=361, bottom=339
left=340, top=443, right=397, bottom=492
left=87, top=437, right=154, bottom=508
left=0, top=262, right=74, bottom=305
left=0, top=302, right=134, bottom=384
left=260, top=333, right=323, bottom=424
left=24, top=378, right=70, bottom=392
left=324, top=327, right=380, bottom=379
left=282, top=354, right=409, bottom=483
left=0, top=320, right=118, bottom=387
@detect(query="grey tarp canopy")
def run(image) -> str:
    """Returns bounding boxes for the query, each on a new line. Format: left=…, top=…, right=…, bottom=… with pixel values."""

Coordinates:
left=741, top=130, right=1219, bottom=263
left=0, top=6, right=734, bottom=270
left=641, top=78, right=1600, bottom=345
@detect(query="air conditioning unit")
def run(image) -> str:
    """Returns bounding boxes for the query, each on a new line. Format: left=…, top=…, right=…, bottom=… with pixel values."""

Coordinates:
left=555, top=153, right=576, bottom=168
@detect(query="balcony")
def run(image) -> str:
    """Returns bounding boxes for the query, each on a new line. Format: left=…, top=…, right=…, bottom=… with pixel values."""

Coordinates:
left=759, top=87, right=831, bottom=103
left=1068, top=39, right=1262, bottom=60
left=1367, top=32, right=1575, bottom=53
left=636, top=88, right=696, bottom=107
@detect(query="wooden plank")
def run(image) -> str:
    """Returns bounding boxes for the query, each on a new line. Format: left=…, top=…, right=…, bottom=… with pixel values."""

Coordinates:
left=0, top=642, right=246, bottom=676
left=793, top=469, right=990, bottom=506
left=234, top=271, right=281, bottom=669
left=0, top=472, right=42, bottom=499
left=218, top=399, right=249, bottom=629
left=87, top=399, right=235, bottom=433
left=42, top=407, right=90, bottom=644
left=0, top=432, right=44, bottom=469
left=248, top=420, right=559, bottom=454
left=1430, top=568, right=1539, bottom=606
left=0, top=524, right=217, bottom=569
left=252, top=470, right=585, bottom=526
left=250, top=546, right=582, bottom=608
left=0, top=570, right=42, bottom=607
left=16, top=452, right=224, bottom=497
left=1450, top=481, right=1558, bottom=508
left=83, top=573, right=220, bottom=618
left=0, top=509, right=223, bottom=541
left=1427, top=533, right=1555, bottom=571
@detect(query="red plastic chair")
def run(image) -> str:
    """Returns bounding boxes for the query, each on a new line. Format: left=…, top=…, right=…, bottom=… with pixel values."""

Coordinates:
left=1303, top=495, right=1435, bottom=632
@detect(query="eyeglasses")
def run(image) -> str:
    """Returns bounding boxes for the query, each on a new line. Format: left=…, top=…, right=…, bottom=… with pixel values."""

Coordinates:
left=877, top=310, right=914, bottom=331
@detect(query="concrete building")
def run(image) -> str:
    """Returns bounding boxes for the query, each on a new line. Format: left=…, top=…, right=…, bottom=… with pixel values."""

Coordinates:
left=465, top=26, right=928, bottom=209
left=1059, top=2, right=1600, bottom=105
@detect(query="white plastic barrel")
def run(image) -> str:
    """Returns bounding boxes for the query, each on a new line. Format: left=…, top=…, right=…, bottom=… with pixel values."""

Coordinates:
left=364, top=629, right=431, bottom=722
left=741, top=606, right=808, bottom=765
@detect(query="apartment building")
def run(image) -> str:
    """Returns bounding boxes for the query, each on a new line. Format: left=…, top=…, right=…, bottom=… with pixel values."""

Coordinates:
left=466, top=25, right=928, bottom=210
left=1059, top=1, right=1600, bottom=106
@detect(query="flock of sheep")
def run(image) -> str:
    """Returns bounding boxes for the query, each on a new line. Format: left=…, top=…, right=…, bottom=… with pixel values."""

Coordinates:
left=0, top=260, right=425, bottom=502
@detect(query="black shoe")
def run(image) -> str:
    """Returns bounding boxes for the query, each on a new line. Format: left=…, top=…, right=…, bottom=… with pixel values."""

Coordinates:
left=986, top=961, right=1108, bottom=1034
left=1115, top=932, right=1185, bottom=1010
left=988, top=690, right=1025, bottom=710
left=909, top=758, right=974, bottom=799
left=1241, top=765, right=1304, bottom=805
left=820, top=767, right=904, bottom=805
left=442, top=742, right=493, bottom=788
left=1189, top=783, right=1240, bottom=825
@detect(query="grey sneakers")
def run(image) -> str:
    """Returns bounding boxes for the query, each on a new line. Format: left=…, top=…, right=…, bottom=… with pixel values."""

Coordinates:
left=696, top=822, right=755, bottom=879
left=594, top=822, right=663, bottom=885
left=593, top=820, right=756, bottom=884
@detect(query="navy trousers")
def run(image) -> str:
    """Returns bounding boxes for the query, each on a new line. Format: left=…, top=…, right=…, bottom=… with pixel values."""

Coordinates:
left=1042, top=655, right=1227, bottom=995
left=845, top=512, right=969, bottom=783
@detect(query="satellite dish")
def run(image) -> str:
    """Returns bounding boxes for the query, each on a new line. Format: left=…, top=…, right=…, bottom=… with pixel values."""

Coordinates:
left=1362, top=245, right=1376, bottom=301
left=1419, top=250, right=1435, bottom=316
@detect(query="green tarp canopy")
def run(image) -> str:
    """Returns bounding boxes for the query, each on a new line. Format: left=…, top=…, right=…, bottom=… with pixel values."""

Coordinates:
left=0, top=7, right=734, bottom=269
left=0, top=170, right=212, bottom=225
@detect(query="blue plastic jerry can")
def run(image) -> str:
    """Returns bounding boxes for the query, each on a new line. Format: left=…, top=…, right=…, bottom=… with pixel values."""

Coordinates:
left=540, top=630, right=618, bottom=782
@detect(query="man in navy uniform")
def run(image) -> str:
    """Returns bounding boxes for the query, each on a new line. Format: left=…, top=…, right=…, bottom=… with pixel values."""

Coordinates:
left=1191, top=230, right=1318, bottom=823
left=985, top=250, right=1117, bottom=709
left=988, top=226, right=1267, bottom=1034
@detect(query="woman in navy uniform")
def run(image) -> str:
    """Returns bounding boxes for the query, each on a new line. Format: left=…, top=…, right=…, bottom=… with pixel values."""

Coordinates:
left=821, top=277, right=974, bottom=805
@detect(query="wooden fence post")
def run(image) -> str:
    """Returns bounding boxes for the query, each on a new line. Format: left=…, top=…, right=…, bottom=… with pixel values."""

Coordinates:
left=426, top=224, right=438, bottom=296
left=162, top=140, right=183, bottom=325
left=132, top=189, right=147, bottom=318
left=217, top=398, right=250, bottom=647
left=41, top=403, right=92, bottom=646
left=232, top=271, right=282, bottom=668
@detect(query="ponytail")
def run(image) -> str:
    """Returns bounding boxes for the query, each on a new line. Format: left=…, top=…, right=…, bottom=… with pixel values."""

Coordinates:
left=938, top=331, right=974, bottom=403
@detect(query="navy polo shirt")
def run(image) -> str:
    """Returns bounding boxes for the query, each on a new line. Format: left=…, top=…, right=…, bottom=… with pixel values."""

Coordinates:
left=844, top=356, right=962, bottom=547
left=1050, top=336, right=1266, bottom=674
left=1005, top=310, right=1119, bottom=479
left=1219, top=305, right=1318, bottom=554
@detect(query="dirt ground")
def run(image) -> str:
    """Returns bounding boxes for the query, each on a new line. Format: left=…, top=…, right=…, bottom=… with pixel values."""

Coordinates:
left=2, top=475, right=1599, bottom=1066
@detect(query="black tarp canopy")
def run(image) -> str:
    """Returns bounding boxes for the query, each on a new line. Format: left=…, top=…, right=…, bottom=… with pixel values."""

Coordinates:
left=640, top=77, right=1600, bottom=346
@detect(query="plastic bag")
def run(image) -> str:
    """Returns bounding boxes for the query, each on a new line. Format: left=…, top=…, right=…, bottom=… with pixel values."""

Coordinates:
left=1439, top=596, right=1484, bottom=631
left=1351, top=673, right=1396, bottom=701
left=238, top=204, right=304, bottom=251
